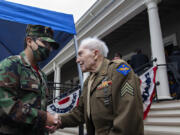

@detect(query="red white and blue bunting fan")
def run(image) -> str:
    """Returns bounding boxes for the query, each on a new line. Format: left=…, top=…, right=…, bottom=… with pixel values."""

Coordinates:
left=140, top=66, right=157, bottom=120
left=47, top=90, right=79, bottom=114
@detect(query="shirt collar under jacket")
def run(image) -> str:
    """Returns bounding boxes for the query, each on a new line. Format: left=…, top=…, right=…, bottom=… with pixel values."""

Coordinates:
left=19, top=51, right=46, bottom=83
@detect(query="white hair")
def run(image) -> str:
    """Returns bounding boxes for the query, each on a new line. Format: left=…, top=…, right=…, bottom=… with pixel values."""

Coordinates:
left=79, top=37, right=109, bottom=57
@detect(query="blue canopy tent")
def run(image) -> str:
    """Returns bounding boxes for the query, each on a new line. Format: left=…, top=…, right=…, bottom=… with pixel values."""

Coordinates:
left=0, top=1, right=84, bottom=133
left=0, top=0, right=83, bottom=86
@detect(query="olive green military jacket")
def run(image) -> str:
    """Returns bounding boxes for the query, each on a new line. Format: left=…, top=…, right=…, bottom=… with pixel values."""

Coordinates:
left=60, top=58, right=144, bottom=135
left=0, top=52, right=49, bottom=135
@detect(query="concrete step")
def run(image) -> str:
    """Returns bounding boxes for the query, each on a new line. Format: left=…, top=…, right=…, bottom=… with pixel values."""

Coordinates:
left=151, top=100, right=180, bottom=109
left=50, top=128, right=78, bottom=135
left=144, top=121, right=180, bottom=126
left=144, top=125, right=180, bottom=135
left=148, top=109, right=180, bottom=116
left=148, top=113, right=180, bottom=117
left=145, top=130, right=180, bottom=135
left=144, top=100, right=180, bottom=135
left=147, top=100, right=180, bottom=116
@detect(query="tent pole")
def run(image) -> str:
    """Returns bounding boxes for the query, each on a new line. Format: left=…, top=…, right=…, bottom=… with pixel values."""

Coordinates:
left=73, top=35, right=84, bottom=135
left=73, top=35, right=83, bottom=90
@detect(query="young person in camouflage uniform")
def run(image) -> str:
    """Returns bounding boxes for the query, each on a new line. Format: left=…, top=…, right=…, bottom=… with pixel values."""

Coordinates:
left=0, top=24, right=60, bottom=135
left=49, top=37, right=144, bottom=135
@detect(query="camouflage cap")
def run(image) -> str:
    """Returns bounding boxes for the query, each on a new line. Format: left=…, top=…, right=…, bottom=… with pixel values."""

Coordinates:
left=26, top=24, right=59, bottom=49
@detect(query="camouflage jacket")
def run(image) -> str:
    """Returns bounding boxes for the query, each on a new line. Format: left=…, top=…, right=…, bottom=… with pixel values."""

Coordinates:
left=0, top=51, right=49, bottom=135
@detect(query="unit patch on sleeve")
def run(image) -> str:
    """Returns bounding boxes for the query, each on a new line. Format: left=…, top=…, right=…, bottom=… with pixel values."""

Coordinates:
left=121, top=82, right=134, bottom=96
left=116, top=64, right=131, bottom=76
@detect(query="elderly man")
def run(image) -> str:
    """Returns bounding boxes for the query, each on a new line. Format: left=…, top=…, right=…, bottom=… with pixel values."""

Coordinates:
left=56, top=37, right=144, bottom=135
left=0, top=24, right=59, bottom=135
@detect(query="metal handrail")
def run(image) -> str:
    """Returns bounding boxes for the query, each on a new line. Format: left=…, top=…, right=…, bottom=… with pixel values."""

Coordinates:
left=47, top=82, right=80, bottom=90
left=47, top=82, right=81, bottom=104
left=133, top=58, right=157, bottom=75
left=152, top=61, right=180, bottom=101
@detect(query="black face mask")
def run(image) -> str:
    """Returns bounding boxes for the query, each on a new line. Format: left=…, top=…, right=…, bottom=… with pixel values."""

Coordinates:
left=32, top=43, right=50, bottom=61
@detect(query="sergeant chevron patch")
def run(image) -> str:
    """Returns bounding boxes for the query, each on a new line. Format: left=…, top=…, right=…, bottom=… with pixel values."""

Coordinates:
left=121, top=82, right=134, bottom=96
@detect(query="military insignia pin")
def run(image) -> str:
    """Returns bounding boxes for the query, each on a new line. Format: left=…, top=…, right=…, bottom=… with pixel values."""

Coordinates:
left=97, top=80, right=112, bottom=90
left=116, top=64, right=131, bottom=76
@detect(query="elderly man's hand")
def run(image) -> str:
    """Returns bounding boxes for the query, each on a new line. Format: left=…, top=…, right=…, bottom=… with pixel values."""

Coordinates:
left=46, top=112, right=59, bottom=126
left=45, top=114, right=62, bottom=133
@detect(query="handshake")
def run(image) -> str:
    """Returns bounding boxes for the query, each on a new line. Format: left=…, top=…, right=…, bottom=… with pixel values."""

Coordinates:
left=45, top=112, right=62, bottom=133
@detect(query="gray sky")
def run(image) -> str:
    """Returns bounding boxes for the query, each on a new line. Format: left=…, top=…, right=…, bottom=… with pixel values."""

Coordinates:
left=7, top=0, right=97, bottom=22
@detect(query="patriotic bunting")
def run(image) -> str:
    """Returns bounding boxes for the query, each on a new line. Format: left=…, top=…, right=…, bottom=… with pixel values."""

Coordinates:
left=140, top=66, right=157, bottom=120
left=47, top=90, right=80, bottom=114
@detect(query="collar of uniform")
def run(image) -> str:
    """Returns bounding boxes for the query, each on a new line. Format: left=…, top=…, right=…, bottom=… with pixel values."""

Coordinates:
left=96, top=58, right=110, bottom=76
left=94, top=59, right=103, bottom=73
left=19, top=51, right=31, bottom=67
left=19, top=51, right=45, bottom=83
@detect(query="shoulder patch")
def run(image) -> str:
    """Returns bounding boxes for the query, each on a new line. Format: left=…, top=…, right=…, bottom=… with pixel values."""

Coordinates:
left=116, top=64, right=131, bottom=76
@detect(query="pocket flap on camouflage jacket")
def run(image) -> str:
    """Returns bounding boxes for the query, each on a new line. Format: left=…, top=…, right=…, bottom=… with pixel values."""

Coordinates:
left=20, top=80, right=39, bottom=93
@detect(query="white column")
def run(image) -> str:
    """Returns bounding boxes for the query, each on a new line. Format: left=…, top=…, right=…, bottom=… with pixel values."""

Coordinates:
left=146, top=0, right=171, bottom=99
left=53, top=63, right=61, bottom=101
left=53, top=62, right=56, bottom=102
left=55, top=66, right=61, bottom=98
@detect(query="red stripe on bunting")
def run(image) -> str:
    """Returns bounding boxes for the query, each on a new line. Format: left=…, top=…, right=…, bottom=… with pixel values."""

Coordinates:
left=58, top=97, right=70, bottom=105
